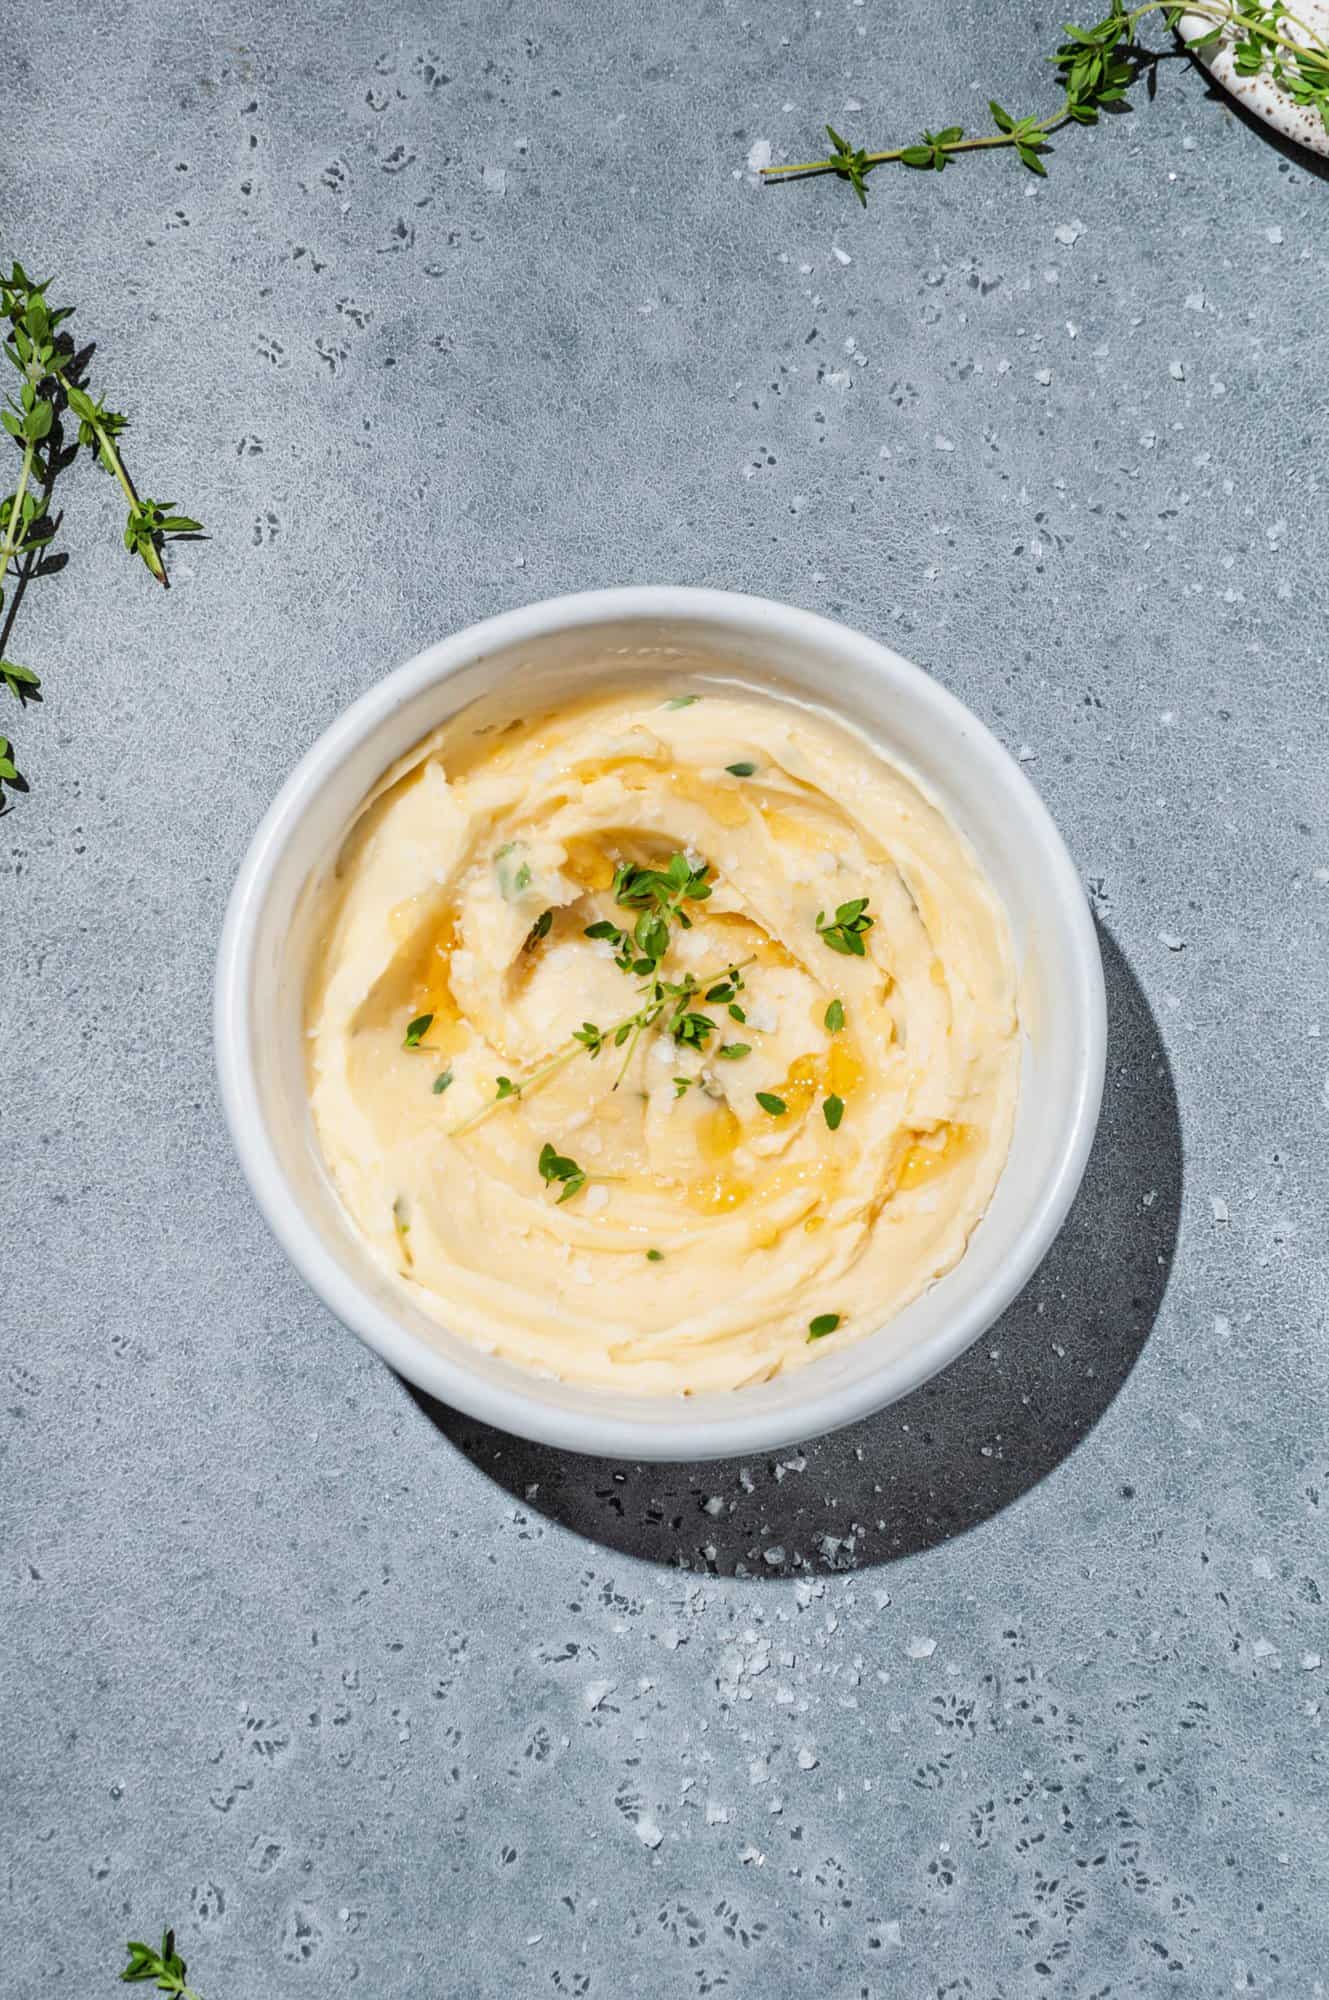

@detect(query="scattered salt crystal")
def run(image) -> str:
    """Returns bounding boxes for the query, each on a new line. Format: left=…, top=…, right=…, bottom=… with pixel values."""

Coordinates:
left=934, top=434, right=955, bottom=452
left=1053, top=220, right=1082, bottom=246
left=705, top=1802, right=732, bottom=1825
left=1301, top=1653, right=1323, bottom=1671
left=796, top=1745, right=819, bottom=1769
left=1169, top=359, right=1186, bottom=381
left=1184, top=290, right=1205, bottom=311
left=906, top=1636, right=937, bottom=1660
left=635, top=1813, right=664, bottom=1849
left=1017, top=744, right=1035, bottom=763
left=1159, top=931, right=1185, bottom=950
left=1265, top=224, right=1284, bottom=245
left=482, top=164, right=507, bottom=196
left=1251, top=1556, right=1274, bottom=1580
left=1034, top=367, right=1053, bottom=386
left=583, top=1679, right=616, bottom=1710
left=1211, top=1197, right=1230, bottom=1225
left=832, top=245, right=852, bottom=266
left=746, top=138, right=772, bottom=174
left=1252, top=1637, right=1277, bottom=1660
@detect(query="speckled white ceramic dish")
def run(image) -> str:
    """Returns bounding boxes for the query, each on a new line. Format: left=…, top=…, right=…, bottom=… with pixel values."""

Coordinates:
left=215, top=588, right=1105, bottom=1462
left=1179, top=0, right=1329, bottom=158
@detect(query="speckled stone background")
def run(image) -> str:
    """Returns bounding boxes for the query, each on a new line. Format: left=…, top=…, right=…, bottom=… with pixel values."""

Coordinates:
left=3, top=2, right=1327, bottom=1993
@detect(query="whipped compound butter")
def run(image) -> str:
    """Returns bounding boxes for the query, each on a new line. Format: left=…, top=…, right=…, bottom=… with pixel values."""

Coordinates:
left=306, top=681, right=1020, bottom=1393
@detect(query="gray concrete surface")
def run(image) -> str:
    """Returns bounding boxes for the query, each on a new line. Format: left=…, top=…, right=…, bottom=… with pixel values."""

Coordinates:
left=3, top=1, right=1327, bottom=1993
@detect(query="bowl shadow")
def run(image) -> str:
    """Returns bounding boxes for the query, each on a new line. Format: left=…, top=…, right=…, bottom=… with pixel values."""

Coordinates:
left=405, top=925, right=1180, bottom=1574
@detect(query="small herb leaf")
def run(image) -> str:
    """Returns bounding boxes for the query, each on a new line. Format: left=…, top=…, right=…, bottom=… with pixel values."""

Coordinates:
left=403, top=1012, right=434, bottom=1048
left=523, top=908, right=554, bottom=952
left=538, top=1140, right=587, bottom=1203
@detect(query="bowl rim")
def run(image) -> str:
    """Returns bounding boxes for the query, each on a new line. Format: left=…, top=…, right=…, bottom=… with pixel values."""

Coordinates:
left=215, top=585, right=1106, bottom=1461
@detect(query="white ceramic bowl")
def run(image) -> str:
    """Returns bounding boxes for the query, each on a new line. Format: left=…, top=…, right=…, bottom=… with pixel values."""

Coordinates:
left=215, top=588, right=1105, bottom=1462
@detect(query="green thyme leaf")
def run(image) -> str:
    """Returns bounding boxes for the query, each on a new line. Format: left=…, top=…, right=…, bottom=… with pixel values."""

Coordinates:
left=824, top=997, right=845, bottom=1033
left=523, top=908, right=554, bottom=952
left=755, top=1091, right=787, bottom=1117
left=663, top=693, right=699, bottom=709
left=495, top=1075, right=520, bottom=1100
left=432, top=1069, right=453, bottom=1094
left=1, top=659, right=40, bottom=698
left=403, top=1012, right=434, bottom=1048
left=816, top=897, right=873, bottom=956
left=538, top=1140, right=586, bottom=1203
left=823, top=1093, right=844, bottom=1131
left=672, top=1010, right=715, bottom=1051
left=119, top=1926, right=203, bottom=1995
left=646, top=1247, right=664, bottom=1261
left=717, top=1043, right=750, bottom=1060
left=725, top=761, right=757, bottom=777
left=808, top=1312, right=841, bottom=1340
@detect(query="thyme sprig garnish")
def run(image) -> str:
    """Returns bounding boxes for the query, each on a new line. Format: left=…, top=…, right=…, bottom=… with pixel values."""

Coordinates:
left=121, top=1929, right=203, bottom=1997
left=816, top=897, right=873, bottom=957
left=585, top=852, right=713, bottom=974
left=760, top=1, right=1329, bottom=202
left=538, top=1141, right=587, bottom=1203
left=1, top=262, right=204, bottom=803
left=446, top=954, right=756, bottom=1140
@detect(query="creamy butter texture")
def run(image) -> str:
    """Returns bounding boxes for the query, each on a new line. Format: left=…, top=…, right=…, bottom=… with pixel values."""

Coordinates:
left=307, top=683, right=1020, bottom=1393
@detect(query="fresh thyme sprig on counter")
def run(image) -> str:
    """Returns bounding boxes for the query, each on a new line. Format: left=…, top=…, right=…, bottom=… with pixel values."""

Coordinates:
left=0, top=260, right=203, bottom=804
left=760, top=1, right=1329, bottom=202
left=120, top=1929, right=203, bottom=1997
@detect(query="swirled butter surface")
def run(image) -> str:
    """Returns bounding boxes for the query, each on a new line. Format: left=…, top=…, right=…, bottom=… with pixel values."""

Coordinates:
left=307, top=682, right=1020, bottom=1393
